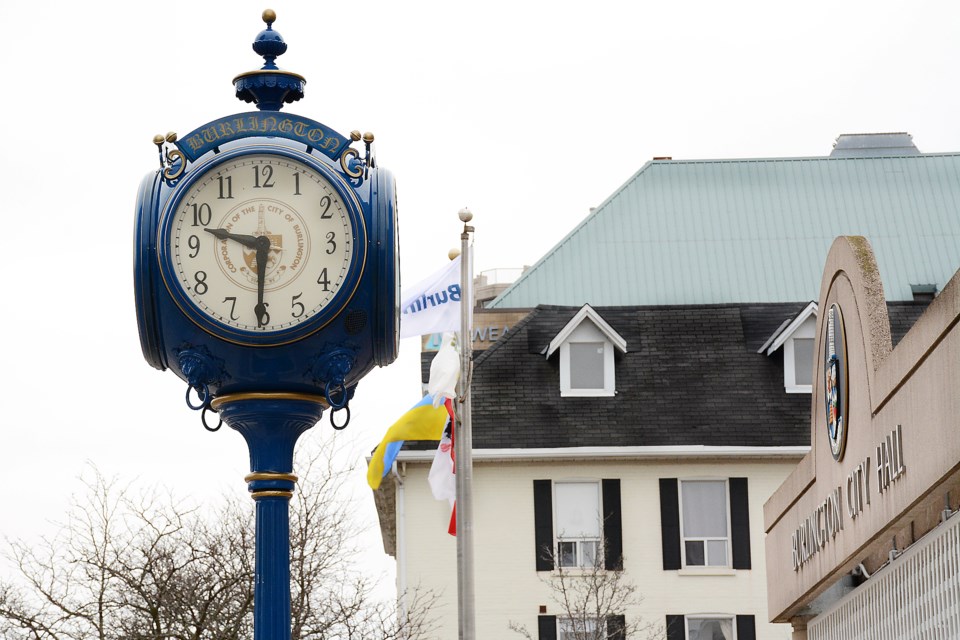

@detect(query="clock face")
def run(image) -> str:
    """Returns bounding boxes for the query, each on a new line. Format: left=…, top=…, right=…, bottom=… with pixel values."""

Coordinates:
left=161, top=151, right=363, bottom=343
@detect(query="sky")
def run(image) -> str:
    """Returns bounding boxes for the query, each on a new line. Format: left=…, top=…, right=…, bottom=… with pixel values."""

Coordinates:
left=6, top=0, right=960, bottom=602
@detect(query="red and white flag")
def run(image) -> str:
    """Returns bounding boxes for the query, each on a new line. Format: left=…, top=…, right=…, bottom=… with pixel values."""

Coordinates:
left=428, top=398, right=457, bottom=535
left=425, top=332, right=460, bottom=535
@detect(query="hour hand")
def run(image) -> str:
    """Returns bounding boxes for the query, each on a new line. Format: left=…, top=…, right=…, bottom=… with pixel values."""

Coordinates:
left=204, top=227, right=258, bottom=249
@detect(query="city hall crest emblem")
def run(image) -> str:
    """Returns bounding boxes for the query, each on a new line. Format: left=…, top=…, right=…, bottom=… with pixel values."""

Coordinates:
left=824, top=304, right=849, bottom=461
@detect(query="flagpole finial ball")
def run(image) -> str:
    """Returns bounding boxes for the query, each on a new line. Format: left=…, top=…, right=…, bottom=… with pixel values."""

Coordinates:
left=262, top=9, right=277, bottom=25
left=448, top=249, right=461, bottom=260
left=458, top=207, right=473, bottom=223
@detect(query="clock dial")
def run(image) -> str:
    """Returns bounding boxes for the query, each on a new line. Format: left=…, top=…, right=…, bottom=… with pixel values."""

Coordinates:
left=165, top=153, right=358, bottom=337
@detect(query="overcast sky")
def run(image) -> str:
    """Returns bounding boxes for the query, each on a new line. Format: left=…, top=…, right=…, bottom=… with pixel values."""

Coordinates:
left=6, top=0, right=960, bottom=598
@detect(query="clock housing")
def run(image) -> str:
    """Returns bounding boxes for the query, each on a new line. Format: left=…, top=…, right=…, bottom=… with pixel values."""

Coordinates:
left=157, top=145, right=366, bottom=346
left=134, top=130, right=399, bottom=399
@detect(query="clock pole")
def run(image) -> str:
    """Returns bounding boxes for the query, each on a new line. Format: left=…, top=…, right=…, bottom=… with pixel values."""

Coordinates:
left=212, top=393, right=326, bottom=640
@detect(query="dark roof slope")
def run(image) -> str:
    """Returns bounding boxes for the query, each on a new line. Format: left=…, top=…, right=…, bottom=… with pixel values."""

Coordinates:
left=416, top=301, right=931, bottom=450
left=471, top=303, right=811, bottom=449
left=888, top=301, right=930, bottom=347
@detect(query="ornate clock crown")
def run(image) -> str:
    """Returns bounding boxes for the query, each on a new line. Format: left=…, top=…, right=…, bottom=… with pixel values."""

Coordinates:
left=233, top=9, right=306, bottom=111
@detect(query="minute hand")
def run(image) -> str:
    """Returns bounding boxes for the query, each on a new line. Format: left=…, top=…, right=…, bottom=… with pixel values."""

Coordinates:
left=253, top=235, right=271, bottom=327
left=204, top=227, right=259, bottom=249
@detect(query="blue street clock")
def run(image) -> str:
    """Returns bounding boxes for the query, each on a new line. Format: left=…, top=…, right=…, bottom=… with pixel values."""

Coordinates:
left=134, top=11, right=399, bottom=423
left=134, top=12, right=400, bottom=638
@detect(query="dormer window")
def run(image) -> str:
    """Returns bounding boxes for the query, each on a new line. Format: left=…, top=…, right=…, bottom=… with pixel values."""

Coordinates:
left=784, top=333, right=814, bottom=391
left=545, top=305, right=627, bottom=397
left=758, top=302, right=817, bottom=394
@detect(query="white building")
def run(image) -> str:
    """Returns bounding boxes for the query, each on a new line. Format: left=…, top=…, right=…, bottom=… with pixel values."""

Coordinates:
left=373, top=134, right=959, bottom=639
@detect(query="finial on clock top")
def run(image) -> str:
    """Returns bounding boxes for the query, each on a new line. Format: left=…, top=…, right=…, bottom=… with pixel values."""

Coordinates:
left=233, top=9, right=306, bottom=111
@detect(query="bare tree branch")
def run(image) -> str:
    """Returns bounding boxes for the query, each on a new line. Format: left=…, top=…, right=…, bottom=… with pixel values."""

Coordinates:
left=1, top=441, right=437, bottom=640
left=509, top=542, right=661, bottom=640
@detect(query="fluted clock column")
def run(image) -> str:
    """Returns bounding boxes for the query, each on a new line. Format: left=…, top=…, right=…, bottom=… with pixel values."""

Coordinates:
left=212, top=393, right=326, bottom=640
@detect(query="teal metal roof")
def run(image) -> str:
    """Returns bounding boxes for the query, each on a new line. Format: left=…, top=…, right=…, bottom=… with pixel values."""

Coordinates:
left=490, top=153, right=960, bottom=308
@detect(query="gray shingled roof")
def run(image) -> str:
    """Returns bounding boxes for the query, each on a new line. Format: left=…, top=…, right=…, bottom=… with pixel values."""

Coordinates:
left=490, top=153, right=960, bottom=308
left=417, top=301, right=928, bottom=450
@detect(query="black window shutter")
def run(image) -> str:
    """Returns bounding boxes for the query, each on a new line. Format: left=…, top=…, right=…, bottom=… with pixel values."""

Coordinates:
left=729, top=477, right=752, bottom=570
left=665, top=615, right=685, bottom=640
left=538, top=615, right=557, bottom=640
left=606, top=614, right=625, bottom=640
left=602, top=479, right=623, bottom=570
left=736, top=615, right=756, bottom=640
left=534, top=479, right=554, bottom=571
left=659, top=479, right=681, bottom=570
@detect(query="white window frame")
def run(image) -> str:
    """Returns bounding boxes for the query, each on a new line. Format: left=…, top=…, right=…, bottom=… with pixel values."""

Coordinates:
left=554, top=481, right=602, bottom=570
left=560, top=323, right=615, bottom=397
left=684, top=615, right=736, bottom=640
left=545, top=305, right=627, bottom=398
left=783, top=319, right=815, bottom=393
left=679, top=479, right=732, bottom=569
left=758, top=302, right=817, bottom=394
left=559, top=617, right=601, bottom=640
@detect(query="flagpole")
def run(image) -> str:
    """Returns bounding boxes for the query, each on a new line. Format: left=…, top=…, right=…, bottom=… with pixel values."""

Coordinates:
left=455, top=207, right=476, bottom=640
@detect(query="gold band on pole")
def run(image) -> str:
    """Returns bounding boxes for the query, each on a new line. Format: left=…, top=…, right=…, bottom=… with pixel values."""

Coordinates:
left=251, top=490, right=294, bottom=500
left=211, top=391, right=329, bottom=411
left=245, top=472, right=299, bottom=483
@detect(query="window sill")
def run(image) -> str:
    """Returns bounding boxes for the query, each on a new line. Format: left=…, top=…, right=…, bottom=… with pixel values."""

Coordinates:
left=784, top=385, right=812, bottom=394
left=677, top=567, right=737, bottom=576
left=551, top=567, right=608, bottom=576
left=560, top=389, right=616, bottom=398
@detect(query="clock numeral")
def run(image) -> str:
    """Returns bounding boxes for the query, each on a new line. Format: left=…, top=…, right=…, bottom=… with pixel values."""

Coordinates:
left=187, top=235, right=201, bottom=258
left=326, top=232, right=337, bottom=255
left=193, top=271, right=208, bottom=295
left=190, top=203, right=212, bottom=227
left=317, top=268, right=330, bottom=291
left=223, top=296, right=239, bottom=321
left=253, top=165, right=275, bottom=188
left=257, top=306, right=271, bottom=328
left=320, top=195, right=333, bottom=219
left=292, top=172, right=302, bottom=196
left=291, top=293, right=305, bottom=318
left=217, top=175, right=233, bottom=199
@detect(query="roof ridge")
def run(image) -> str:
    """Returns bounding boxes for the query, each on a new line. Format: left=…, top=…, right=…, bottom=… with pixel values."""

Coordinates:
left=639, top=152, right=960, bottom=164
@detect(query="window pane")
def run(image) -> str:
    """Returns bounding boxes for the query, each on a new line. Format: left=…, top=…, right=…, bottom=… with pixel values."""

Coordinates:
left=555, top=482, right=601, bottom=538
left=684, top=540, right=705, bottom=566
left=570, top=342, right=604, bottom=389
left=707, top=540, right=728, bottom=566
left=581, top=540, right=598, bottom=568
left=794, top=338, right=814, bottom=385
left=558, top=541, right=577, bottom=567
left=681, top=481, right=727, bottom=537
left=560, top=618, right=597, bottom=639
left=687, top=617, right=733, bottom=640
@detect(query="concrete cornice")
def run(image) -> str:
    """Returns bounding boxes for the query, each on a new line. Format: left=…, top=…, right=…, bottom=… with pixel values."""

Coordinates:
left=388, top=445, right=811, bottom=464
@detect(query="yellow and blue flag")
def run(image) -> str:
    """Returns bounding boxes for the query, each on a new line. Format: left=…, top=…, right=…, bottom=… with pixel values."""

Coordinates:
left=367, top=393, right=451, bottom=489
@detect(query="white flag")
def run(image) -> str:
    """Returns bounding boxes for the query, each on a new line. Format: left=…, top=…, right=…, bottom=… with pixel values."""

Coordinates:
left=399, top=256, right=462, bottom=338
left=427, top=332, right=460, bottom=406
